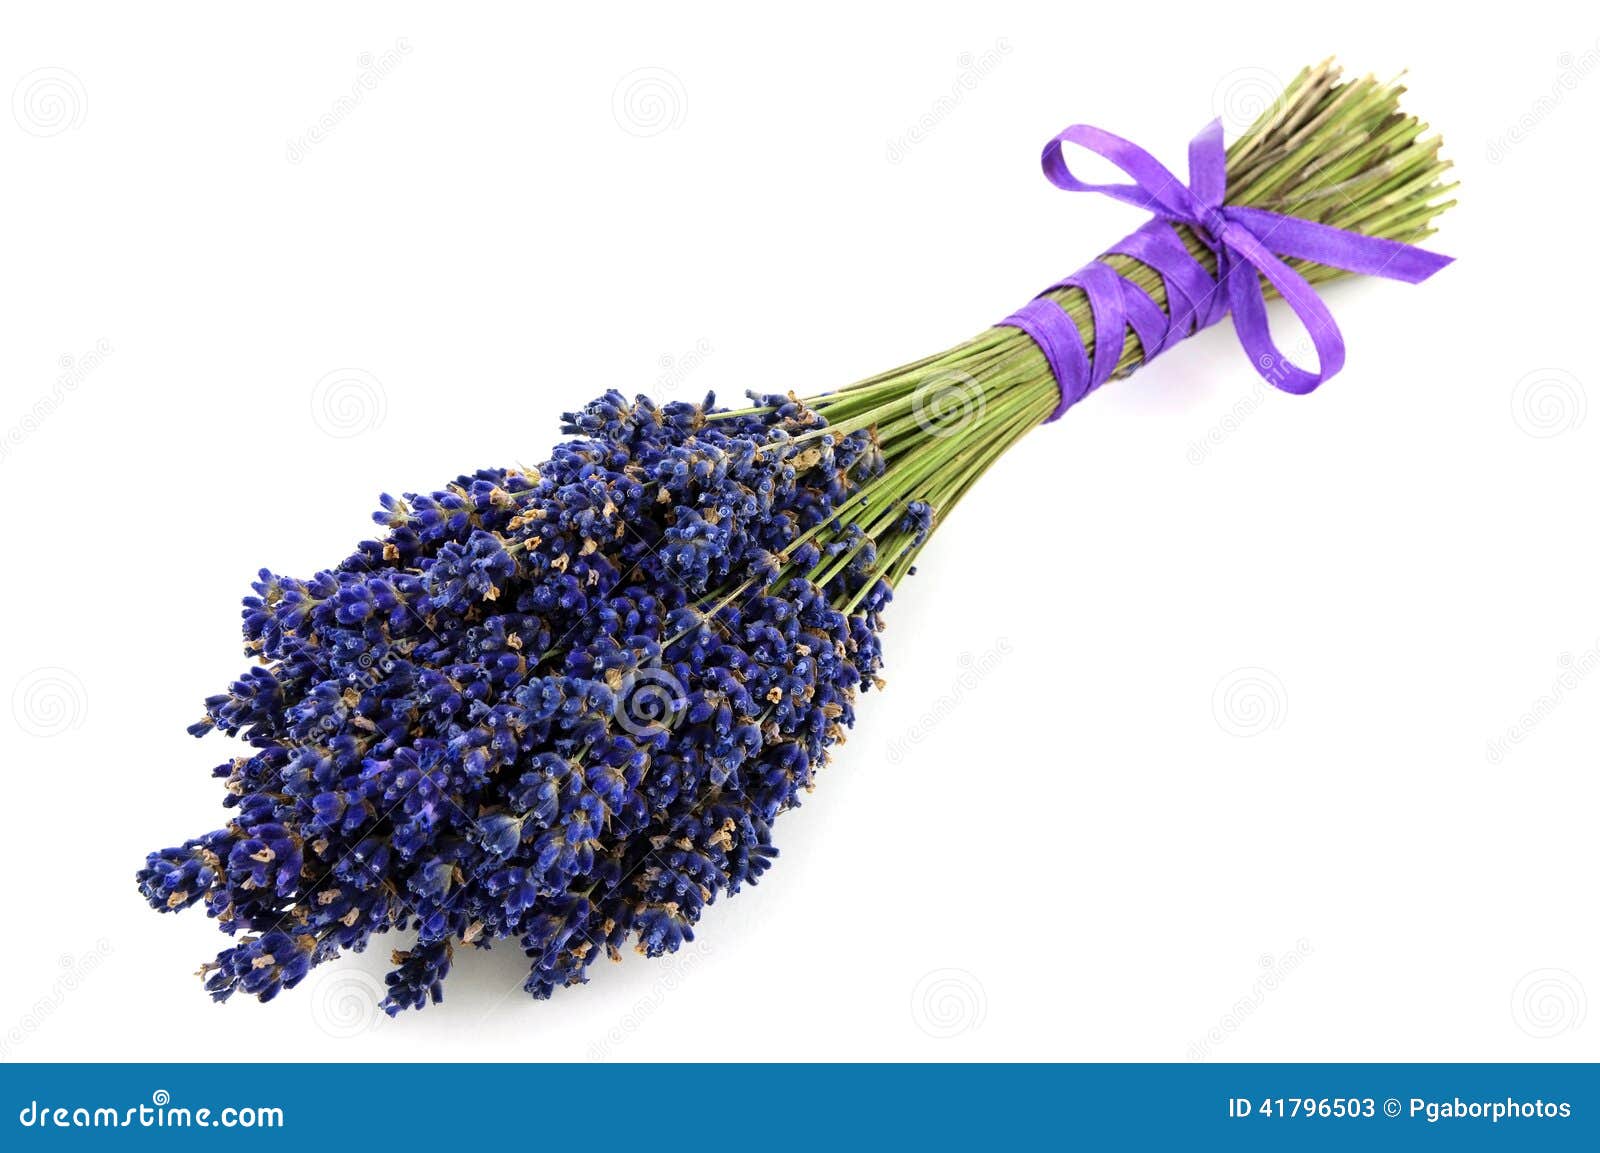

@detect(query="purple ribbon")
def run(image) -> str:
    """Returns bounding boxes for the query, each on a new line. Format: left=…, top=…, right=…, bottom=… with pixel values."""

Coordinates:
left=1000, top=119, right=1452, bottom=421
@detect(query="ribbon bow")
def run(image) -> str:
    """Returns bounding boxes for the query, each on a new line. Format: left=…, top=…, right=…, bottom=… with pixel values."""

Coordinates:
left=1004, top=120, right=1451, bottom=420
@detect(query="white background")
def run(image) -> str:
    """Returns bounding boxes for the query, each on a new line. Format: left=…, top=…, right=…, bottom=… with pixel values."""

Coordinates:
left=1, top=1, right=1595, bottom=1063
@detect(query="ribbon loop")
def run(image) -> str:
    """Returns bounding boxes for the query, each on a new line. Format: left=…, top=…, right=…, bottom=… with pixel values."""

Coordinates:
left=1003, top=118, right=1452, bottom=422
left=1041, top=125, right=1201, bottom=221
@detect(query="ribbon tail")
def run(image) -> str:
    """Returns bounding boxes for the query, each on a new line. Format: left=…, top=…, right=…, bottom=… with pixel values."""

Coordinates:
left=1227, top=206, right=1453, bottom=284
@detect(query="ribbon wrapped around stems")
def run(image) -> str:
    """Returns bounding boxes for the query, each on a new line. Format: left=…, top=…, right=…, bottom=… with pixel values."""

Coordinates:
left=1000, top=119, right=1453, bottom=422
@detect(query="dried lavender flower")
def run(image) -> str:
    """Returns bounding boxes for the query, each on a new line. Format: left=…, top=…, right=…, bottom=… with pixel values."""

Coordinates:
left=138, top=60, right=1454, bottom=1014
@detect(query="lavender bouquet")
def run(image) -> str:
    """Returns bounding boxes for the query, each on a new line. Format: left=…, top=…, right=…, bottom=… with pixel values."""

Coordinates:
left=138, top=61, right=1454, bottom=1013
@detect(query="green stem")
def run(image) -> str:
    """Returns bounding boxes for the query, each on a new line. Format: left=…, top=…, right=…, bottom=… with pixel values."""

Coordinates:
left=706, top=60, right=1453, bottom=613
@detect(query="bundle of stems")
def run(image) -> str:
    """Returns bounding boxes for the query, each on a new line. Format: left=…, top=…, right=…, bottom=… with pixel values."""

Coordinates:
left=138, top=60, right=1454, bottom=1013
left=719, top=59, right=1455, bottom=609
